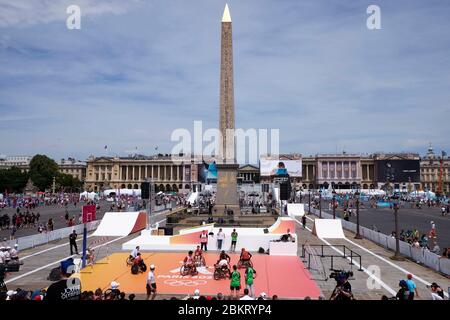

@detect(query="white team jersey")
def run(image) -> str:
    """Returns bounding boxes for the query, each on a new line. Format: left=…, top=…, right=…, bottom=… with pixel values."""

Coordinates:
left=218, top=259, right=228, bottom=267
left=147, top=271, right=156, bottom=284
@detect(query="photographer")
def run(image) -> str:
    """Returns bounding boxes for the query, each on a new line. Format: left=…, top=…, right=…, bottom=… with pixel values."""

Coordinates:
left=330, top=272, right=353, bottom=300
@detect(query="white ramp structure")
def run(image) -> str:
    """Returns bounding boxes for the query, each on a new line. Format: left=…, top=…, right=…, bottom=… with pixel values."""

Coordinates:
left=122, top=217, right=298, bottom=254
left=93, top=211, right=147, bottom=237
left=287, top=203, right=305, bottom=217
left=312, top=219, right=346, bottom=239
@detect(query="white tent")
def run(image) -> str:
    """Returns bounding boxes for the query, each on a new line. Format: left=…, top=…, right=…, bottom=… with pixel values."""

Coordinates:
left=103, top=189, right=141, bottom=197
left=79, top=191, right=98, bottom=200
left=187, top=191, right=198, bottom=205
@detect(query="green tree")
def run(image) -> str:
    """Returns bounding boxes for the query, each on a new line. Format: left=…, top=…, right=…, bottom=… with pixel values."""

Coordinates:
left=29, top=154, right=59, bottom=191
left=56, top=173, right=83, bottom=192
left=0, top=167, right=29, bottom=193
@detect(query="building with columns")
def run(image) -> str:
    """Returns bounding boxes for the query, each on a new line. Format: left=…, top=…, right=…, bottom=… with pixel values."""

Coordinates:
left=84, top=155, right=198, bottom=193
left=420, top=146, right=450, bottom=194
left=57, top=158, right=86, bottom=182
left=315, top=153, right=363, bottom=190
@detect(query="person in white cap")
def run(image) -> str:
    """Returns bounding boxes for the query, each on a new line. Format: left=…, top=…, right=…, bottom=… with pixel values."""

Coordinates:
left=6, top=290, right=17, bottom=300
left=10, top=244, right=19, bottom=261
left=146, top=264, right=157, bottom=300
left=193, top=289, right=200, bottom=299
left=110, top=281, right=120, bottom=290
left=257, top=292, right=267, bottom=300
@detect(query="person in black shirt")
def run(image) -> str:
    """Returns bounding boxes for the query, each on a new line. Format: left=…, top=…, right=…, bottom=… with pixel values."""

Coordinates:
left=45, top=260, right=81, bottom=301
left=330, top=275, right=353, bottom=300
left=69, top=230, right=78, bottom=255
left=396, top=280, right=409, bottom=300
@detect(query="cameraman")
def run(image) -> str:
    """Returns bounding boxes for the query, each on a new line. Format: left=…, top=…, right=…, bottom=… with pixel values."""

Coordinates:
left=330, top=273, right=353, bottom=300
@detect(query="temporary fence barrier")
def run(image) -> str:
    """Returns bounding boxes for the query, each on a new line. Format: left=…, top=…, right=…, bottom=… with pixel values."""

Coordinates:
left=307, top=205, right=449, bottom=276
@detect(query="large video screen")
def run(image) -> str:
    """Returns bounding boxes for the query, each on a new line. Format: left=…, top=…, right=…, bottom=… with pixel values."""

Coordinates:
left=198, top=162, right=218, bottom=183
left=260, top=158, right=302, bottom=177
left=376, top=160, right=420, bottom=182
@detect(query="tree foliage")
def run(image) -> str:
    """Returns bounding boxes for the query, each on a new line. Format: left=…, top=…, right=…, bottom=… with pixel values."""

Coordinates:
left=29, top=154, right=59, bottom=191
left=56, top=173, right=83, bottom=191
left=0, top=167, right=29, bottom=193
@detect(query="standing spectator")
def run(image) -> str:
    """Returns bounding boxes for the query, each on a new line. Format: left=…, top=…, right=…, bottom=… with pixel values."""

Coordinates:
left=146, top=265, right=157, bottom=300
left=10, top=225, right=17, bottom=240
left=200, top=230, right=208, bottom=252
left=47, top=218, right=54, bottom=231
left=217, top=228, right=225, bottom=250
left=406, top=274, right=419, bottom=300
left=230, top=229, right=238, bottom=252
left=69, top=230, right=79, bottom=255
left=396, top=280, right=410, bottom=300
left=301, top=215, right=306, bottom=229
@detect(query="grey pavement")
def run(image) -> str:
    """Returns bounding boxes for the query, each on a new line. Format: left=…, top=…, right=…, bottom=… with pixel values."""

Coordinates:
left=314, top=200, right=450, bottom=249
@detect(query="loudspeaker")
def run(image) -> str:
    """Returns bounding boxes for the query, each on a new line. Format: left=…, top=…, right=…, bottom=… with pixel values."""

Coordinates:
left=164, top=226, right=173, bottom=236
left=280, top=182, right=291, bottom=200
left=141, top=182, right=150, bottom=199
left=263, top=228, right=269, bottom=234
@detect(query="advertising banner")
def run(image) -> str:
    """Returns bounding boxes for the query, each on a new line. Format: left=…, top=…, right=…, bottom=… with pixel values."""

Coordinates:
left=260, top=158, right=302, bottom=177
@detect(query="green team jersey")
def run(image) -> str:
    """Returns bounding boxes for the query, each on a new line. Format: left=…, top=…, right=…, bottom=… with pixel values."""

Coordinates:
left=246, top=268, right=254, bottom=285
left=231, top=232, right=238, bottom=241
left=230, top=271, right=241, bottom=287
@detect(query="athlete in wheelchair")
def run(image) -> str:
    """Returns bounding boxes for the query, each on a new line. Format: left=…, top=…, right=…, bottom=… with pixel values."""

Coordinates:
left=180, top=251, right=198, bottom=276
left=214, top=252, right=231, bottom=280
left=238, top=248, right=253, bottom=269
left=131, top=252, right=147, bottom=274
left=126, top=246, right=140, bottom=266
left=194, top=245, right=206, bottom=267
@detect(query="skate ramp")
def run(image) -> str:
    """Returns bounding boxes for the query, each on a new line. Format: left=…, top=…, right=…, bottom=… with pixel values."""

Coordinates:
left=93, top=211, right=147, bottom=237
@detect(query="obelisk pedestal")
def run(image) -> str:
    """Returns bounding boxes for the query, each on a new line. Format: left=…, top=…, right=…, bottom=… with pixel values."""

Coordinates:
left=215, top=163, right=240, bottom=216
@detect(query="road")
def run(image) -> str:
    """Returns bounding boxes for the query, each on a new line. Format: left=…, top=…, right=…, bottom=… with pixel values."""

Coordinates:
left=313, top=200, right=450, bottom=250
left=0, top=200, right=120, bottom=239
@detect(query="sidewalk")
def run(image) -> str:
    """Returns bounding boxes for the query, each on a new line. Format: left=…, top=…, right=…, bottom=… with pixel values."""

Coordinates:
left=294, top=212, right=450, bottom=300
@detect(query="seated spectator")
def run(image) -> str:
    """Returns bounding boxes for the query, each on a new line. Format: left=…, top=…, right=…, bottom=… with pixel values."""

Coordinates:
left=428, top=282, right=444, bottom=300
left=441, top=248, right=449, bottom=259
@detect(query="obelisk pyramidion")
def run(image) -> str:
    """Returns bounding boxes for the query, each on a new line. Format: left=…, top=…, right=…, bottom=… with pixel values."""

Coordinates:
left=215, top=3, right=240, bottom=216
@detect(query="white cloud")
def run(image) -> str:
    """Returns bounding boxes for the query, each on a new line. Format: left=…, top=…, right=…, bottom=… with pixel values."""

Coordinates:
left=0, top=0, right=140, bottom=28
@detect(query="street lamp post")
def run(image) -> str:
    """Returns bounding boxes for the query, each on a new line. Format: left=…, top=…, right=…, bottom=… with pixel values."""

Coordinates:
left=354, top=190, right=362, bottom=239
left=319, top=189, right=322, bottom=218
left=332, top=189, right=336, bottom=219
left=308, top=189, right=311, bottom=214
left=391, top=196, right=404, bottom=261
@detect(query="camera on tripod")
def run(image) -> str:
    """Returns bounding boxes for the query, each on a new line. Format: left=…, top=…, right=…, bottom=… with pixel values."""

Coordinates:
left=329, top=269, right=353, bottom=281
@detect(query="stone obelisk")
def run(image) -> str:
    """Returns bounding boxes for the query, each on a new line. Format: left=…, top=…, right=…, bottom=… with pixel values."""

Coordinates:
left=215, top=3, right=240, bottom=216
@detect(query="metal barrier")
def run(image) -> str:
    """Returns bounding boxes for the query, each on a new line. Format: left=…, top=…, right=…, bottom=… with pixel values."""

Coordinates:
left=1, top=204, right=178, bottom=252
left=306, top=205, right=450, bottom=276
left=2, top=220, right=101, bottom=251
left=301, top=244, right=363, bottom=271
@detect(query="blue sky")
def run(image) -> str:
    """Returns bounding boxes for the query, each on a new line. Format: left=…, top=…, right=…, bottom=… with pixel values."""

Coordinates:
left=0, top=0, right=449, bottom=160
